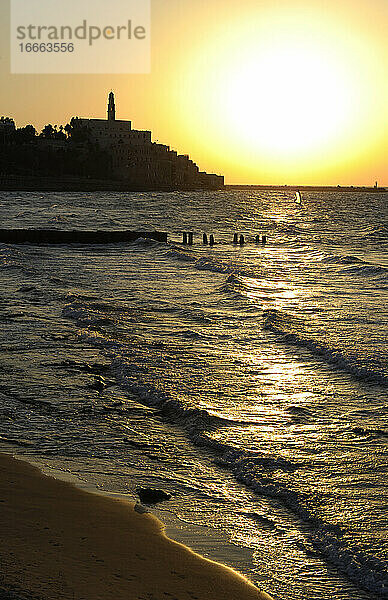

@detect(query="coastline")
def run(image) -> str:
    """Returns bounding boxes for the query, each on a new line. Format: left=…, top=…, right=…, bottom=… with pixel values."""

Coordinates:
left=0, top=453, right=274, bottom=600
left=0, top=175, right=224, bottom=193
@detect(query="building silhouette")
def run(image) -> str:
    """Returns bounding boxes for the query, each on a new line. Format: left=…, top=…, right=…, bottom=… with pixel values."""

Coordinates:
left=74, top=92, right=224, bottom=190
left=108, top=91, right=116, bottom=122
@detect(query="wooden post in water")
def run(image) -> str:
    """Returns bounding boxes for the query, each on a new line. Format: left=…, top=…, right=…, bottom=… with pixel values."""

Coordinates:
left=209, top=234, right=215, bottom=246
left=183, top=232, right=188, bottom=245
left=203, top=233, right=208, bottom=245
left=188, top=232, right=194, bottom=246
left=233, top=233, right=238, bottom=245
left=239, top=234, right=245, bottom=245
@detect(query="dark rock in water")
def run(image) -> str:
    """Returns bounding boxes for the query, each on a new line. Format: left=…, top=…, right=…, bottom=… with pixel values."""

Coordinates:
left=89, top=376, right=106, bottom=391
left=136, top=487, right=171, bottom=504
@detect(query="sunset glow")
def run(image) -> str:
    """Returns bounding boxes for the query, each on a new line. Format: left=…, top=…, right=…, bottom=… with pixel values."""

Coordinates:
left=169, top=2, right=387, bottom=183
left=1, top=0, right=387, bottom=184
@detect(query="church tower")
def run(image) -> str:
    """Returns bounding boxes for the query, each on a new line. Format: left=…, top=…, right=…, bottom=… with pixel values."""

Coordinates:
left=107, top=91, right=116, bottom=121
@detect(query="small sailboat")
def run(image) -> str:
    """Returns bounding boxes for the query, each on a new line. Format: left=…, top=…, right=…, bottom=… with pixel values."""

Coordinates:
left=295, top=190, right=302, bottom=205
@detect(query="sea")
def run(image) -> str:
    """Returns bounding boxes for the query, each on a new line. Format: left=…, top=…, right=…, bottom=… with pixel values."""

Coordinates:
left=0, top=190, right=387, bottom=600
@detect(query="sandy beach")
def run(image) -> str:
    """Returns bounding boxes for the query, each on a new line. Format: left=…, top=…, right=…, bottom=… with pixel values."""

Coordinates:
left=0, top=453, right=273, bottom=600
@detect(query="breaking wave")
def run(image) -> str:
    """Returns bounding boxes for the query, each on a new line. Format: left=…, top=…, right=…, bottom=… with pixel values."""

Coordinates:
left=342, top=264, right=388, bottom=278
left=61, top=293, right=388, bottom=598
left=166, top=246, right=255, bottom=278
left=263, top=309, right=388, bottom=385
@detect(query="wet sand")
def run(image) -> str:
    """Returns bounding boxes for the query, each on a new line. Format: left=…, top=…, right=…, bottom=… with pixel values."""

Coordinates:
left=0, top=453, right=273, bottom=600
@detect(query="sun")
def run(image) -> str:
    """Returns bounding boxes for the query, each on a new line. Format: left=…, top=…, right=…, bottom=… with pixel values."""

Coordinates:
left=170, top=3, right=384, bottom=179
left=221, top=41, right=359, bottom=158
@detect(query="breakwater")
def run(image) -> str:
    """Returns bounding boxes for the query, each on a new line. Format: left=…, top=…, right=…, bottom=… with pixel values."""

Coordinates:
left=0, top=229, right=167, bottom=244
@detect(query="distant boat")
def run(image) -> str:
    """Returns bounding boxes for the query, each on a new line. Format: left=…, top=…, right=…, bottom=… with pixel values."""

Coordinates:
left=295, top=191, right=302, bottom=204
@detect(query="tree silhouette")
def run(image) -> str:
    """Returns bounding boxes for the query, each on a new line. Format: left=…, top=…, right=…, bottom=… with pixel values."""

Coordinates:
left=41, top=124, right=55, bottom=139
left=1, top=116, right=15, bottom=126
left=14, top=125, right=37, bottom=144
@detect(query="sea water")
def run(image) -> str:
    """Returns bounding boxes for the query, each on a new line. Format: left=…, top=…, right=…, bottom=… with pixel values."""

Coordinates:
left=0, top=190, right=386, bottom=600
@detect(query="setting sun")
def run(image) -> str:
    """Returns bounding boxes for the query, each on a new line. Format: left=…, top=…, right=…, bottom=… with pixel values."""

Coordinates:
left=221, top=43, right=360, bottom=157
left=166, top=1, right=387, bottom=183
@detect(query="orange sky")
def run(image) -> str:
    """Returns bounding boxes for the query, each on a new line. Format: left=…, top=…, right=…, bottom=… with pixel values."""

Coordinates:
left=1, top=0, right=387, bottom=185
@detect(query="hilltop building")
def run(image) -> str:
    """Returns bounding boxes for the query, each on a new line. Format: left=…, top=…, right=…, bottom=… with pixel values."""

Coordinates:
left=74, top=92, right=224, bottom=190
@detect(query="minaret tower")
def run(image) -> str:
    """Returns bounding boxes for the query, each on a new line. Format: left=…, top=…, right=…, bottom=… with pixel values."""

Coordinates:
left=107, top=91, right=116, bottom=121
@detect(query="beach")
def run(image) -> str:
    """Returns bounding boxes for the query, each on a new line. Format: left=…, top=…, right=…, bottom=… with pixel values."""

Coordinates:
left=0, top=453, right=272, bottom=600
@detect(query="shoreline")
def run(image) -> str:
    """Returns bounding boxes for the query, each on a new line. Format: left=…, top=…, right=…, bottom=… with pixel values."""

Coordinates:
left=0, top=175, right=224, bottom=193
left=17, top=453, right=259, bottom=585
left=0, top=453, right=274, bottom=600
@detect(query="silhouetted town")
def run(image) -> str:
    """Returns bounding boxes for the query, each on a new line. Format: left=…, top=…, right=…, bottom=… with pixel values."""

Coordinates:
left=0, top=92, right=224, bottom=191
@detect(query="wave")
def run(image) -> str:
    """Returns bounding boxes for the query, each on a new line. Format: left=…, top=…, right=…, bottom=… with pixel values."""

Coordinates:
left=0, top=386, right=56, bottom=412
left=99, top=359, right=256, bottom=435
left=342, top=264, right=388, bottom=278
left=0, top=245, right=29, bottom=273
left=219, top=273, right=253, bottom=295
left=265, top=221, right=305, bottom=234
left=166, top=246, right=255, bottom=278
left=352, top=426, right=388, bottom=439
left=63, top=304, right=116, bottom=327
left=286, top=405, right=315, bottom=424
left=93, top=349, right=388, bottom=596
left=310, top=529, right=388, bottom=598
left=263, top=309, right=388, bottom=385
left=219, top=451, right=388, bottom=598
left=239, top=511, right=277, bottom=529
left=321, top=254, right=364, bottom=265
left=321, top=253, right=388, bottom=278
left=363, top=222, right=388, bottom=241
left=62, top=305, right=388, bottom=597
left=61, top=305, right=252, bottom=432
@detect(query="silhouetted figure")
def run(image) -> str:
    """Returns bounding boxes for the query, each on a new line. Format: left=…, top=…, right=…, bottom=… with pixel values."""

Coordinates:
left=239, top=234, right=245, bottom=246
left=295, top=191, right=302, bottom=204
left=209, top=234, right=215, bottom=246
left=203, top=233, right=208, bottom=245
left=183, top=232, right=188, bottom=245
left=188, top=232, right=194, bottom=246
left=262, top=235, right=267, bottom=245
left=233, top=233, right=238, bottom=245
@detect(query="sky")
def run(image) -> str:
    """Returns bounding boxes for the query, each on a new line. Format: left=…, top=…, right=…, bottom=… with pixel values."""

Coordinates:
left=1, top=0, right=387, bottom=185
